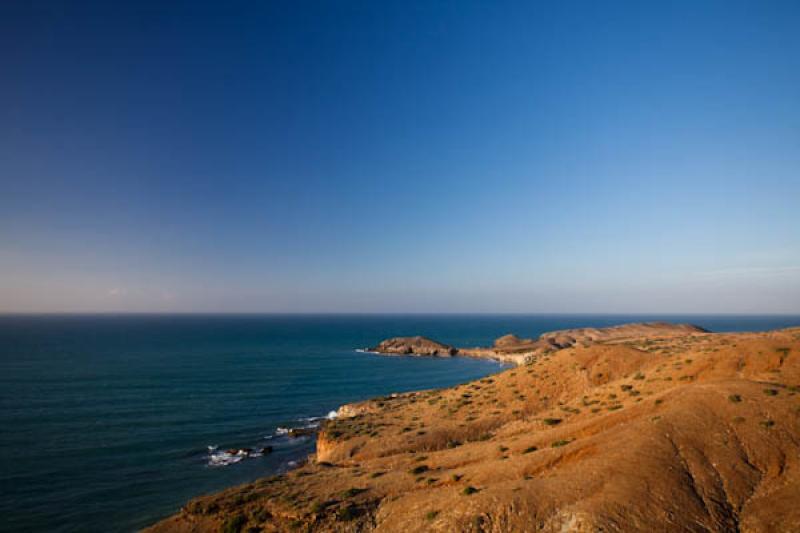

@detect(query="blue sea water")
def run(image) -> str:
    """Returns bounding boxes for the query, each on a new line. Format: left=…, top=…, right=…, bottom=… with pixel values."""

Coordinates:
left=1, top=314, right=799, bottom=533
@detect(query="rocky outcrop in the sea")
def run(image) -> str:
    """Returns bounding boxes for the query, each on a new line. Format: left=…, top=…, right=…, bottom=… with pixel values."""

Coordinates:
left=368, top=336, right=457, bottom=356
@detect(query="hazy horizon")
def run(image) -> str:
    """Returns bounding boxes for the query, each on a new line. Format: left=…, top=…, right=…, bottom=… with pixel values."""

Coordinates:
left=2, top=1, right=799, bottom=314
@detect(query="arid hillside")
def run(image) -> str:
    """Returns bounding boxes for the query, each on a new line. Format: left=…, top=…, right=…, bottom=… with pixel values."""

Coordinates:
left=148, top=325, right=800, bottom=532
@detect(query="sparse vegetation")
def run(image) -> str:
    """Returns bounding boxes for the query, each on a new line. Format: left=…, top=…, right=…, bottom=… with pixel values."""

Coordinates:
left=153, top=325, right=800, bottom=532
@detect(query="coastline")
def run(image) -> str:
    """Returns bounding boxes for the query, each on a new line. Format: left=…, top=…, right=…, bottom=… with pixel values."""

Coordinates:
left=148, top=322, right=800, bottom=532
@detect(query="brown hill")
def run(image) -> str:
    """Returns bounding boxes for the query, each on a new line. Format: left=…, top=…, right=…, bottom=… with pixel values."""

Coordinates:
left=147, top=324, right=800, bottom=533
left=369, top=322, right=709, bottom=365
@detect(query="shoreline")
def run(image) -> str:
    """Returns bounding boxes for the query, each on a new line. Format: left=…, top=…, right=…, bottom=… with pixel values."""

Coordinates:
left=145, top=321, right=800, bottom=532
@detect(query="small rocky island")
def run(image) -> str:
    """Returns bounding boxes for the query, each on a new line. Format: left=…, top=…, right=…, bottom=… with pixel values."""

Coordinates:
left=369, top=336, right=456, bottom=356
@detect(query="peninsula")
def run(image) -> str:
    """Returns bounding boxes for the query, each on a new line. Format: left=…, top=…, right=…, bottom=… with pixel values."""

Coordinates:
left=149, top=323, right=800, bottom=532
left=369, top=322, right=709, bottom=364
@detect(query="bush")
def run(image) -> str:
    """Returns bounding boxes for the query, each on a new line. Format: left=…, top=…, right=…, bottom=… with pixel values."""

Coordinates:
left=522, top=446, right=537, bottom=454
left=409, top=465, right=429, bottom=475
left=425, top=510, right=440, bottom=521
left=309, top=501, right=327, bottom=513
left=728, top=394, right=742, bottom=403
left=338, top=505, right=360, bottom=521
left=551, top=439, right=572, bottom=448
left=341, top=487, right=366, bottom=498
left=763, top=389, right=779, bottom=396
left=462, top=486, right=479, bottom=496
left=222, top=513, right=247, bottom=533
left=542, top=418, right=562, bottom=426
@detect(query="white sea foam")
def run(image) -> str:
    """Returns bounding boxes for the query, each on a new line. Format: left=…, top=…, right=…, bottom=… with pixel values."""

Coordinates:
left=208, top=450, right=244, bottom=467
left=206, top=410, right=334, bottom=467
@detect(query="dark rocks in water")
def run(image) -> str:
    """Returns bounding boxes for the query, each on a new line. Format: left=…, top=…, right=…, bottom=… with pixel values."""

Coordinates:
left=287, top=427, right=316, bottom=438
left=260, top=446, right=273, bottom=454
left=369, top=336, right=457, bottom=356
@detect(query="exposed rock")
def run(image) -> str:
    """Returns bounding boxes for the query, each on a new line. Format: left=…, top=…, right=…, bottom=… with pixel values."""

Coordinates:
left=369, top=336, right=457, bottom=356
left=370, top=323, right=710, bottom=365
left=287, top=427, right=316, bottom=438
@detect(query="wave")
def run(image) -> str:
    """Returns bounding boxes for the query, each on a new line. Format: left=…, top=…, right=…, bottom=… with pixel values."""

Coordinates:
left=205, top=409, right=337, bottom=468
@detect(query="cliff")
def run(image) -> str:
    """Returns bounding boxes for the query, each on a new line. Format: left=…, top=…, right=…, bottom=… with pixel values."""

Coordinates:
left=147, top=323, right=800, bottom=532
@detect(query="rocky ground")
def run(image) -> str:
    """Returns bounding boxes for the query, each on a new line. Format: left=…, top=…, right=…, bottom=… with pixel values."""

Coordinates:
left=147, top=323, right=800, bottom=532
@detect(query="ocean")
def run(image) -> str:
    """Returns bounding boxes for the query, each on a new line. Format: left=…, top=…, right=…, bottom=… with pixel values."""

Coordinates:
left=1, top=314, right=798, bottom=532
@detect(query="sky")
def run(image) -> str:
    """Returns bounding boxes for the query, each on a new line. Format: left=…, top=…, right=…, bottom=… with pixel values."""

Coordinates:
left=1, top=0, right=799, bottom=313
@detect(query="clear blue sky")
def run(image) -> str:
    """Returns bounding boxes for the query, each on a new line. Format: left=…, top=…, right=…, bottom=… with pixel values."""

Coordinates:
left=1, top=1, right=798, bottom=313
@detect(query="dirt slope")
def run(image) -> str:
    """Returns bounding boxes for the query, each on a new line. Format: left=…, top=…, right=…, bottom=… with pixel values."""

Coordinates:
left=147, top=325, right=800, bottom=533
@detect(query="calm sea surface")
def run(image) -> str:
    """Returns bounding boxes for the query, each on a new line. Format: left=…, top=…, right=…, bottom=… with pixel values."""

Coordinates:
left=1, top=314, right=798, bottom=532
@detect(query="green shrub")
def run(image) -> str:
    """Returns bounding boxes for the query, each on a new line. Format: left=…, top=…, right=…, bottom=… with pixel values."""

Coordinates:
left=338, top=505, right=359, bottom=521
left=522, top=446, right=537, bottom=454
left=425, top=510, right=440, bottom=521
left=728, top=394, right=742, bottom=403
left=462, top=486, right=479, bottom=496
left=341, top=487, right=366, bottom=498
left=542, top=418, right=562, bottom=426
left=551, top=439, right=572, bottom=448
left=763, top=389, right=779, bottom=396
left=409, top=465, right=429, bottom=475
left=222, top=513, right=247, bottom=533
left=309, top=501, right=327, bottom=513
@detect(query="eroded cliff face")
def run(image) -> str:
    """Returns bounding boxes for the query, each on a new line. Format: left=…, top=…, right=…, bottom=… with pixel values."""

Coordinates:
left=148, top=324, right=800, bottom=533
